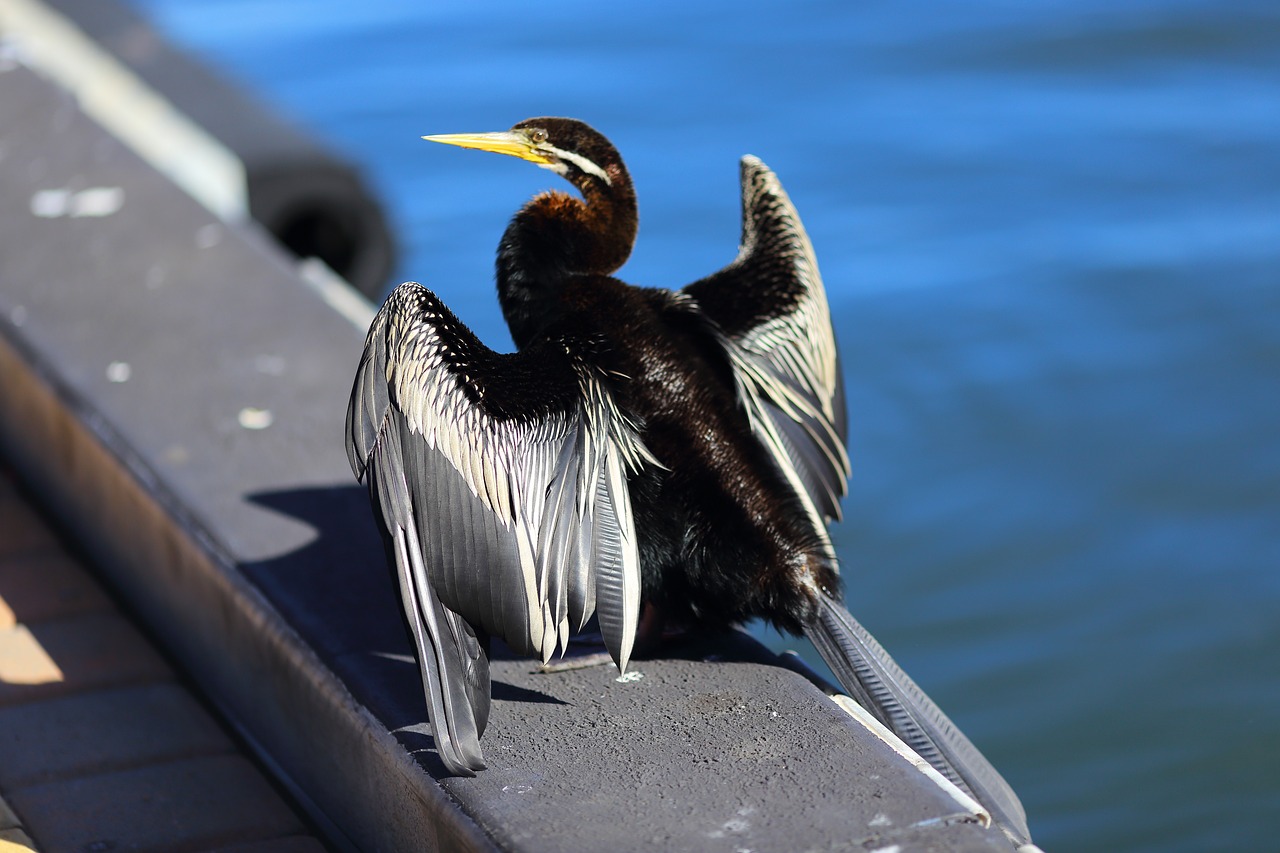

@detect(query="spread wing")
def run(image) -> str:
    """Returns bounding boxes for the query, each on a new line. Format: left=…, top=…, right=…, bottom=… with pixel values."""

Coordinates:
left=345, top=281, right=649, bottom=776
left=686, top=163, right=1030, bottom=843
left=683, top=156, right=849, bottom=538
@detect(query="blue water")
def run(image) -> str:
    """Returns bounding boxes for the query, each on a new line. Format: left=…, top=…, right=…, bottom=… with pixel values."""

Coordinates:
left=129, top=1, right=1280, bottom=849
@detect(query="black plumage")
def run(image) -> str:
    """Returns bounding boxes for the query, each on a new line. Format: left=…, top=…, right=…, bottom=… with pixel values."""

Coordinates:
left=345, top=117, right=1030, bottom=845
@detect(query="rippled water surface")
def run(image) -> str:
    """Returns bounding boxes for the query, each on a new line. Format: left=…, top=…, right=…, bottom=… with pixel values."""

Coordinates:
left=129, top=1, right=1280, bottom=849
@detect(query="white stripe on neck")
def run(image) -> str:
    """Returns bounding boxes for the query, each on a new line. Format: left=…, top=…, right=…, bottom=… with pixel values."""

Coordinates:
left=543, top=146, right=612, bottom=186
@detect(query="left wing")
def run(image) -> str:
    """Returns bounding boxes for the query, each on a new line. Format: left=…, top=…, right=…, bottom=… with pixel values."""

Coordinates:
left=683, top=156, right=850, bottom=539
left=346, top=281, right=650, bottom=775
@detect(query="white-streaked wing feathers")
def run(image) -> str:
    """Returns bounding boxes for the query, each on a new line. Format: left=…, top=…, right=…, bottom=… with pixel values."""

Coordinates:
left=345, top=281, right=647, bottom=775
left=687, top=163, right=1031, bottom=843
left=684, top=156, right=850, bottom=540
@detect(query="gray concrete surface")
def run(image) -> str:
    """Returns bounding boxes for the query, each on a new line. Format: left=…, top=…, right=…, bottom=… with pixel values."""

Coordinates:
left=0, top=47, right=1021, bottom=853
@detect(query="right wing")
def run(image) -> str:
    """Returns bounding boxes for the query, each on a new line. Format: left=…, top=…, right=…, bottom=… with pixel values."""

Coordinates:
left=345, top=281, right=651, bottom=776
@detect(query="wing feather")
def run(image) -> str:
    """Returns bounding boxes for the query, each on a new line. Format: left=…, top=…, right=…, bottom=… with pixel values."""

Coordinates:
left=345, top=281, right=649, bottom=775
left=684, top=156, right=850, bottom=534
left=591, top=447, right=641, bottom=672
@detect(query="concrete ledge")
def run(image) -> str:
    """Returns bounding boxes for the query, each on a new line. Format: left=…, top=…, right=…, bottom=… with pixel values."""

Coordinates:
left=0, top=52, right=1018, bottom=853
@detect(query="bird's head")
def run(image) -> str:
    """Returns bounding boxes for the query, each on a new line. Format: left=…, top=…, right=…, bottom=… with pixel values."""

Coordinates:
left=424, top=117, right=624, bottom=195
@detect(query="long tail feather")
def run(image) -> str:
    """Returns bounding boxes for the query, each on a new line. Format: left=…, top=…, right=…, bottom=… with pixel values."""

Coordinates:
left=805, top=592, right=1031, bottom=845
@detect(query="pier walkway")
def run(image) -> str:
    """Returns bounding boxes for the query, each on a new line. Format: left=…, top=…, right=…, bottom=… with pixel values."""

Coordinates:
left=0, top=468, right=327, bottom=853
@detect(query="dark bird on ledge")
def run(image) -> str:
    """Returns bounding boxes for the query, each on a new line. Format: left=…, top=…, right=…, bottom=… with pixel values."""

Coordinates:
left=345, top=117, right=1030, bottom=844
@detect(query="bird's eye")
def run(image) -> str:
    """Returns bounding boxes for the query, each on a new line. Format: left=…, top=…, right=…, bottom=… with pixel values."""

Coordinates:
left=529, top=128, right=548, bottom=145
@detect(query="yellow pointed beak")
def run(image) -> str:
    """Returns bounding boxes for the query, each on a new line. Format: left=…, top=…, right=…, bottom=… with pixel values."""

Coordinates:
left=422, top=131, right=554, bottom=166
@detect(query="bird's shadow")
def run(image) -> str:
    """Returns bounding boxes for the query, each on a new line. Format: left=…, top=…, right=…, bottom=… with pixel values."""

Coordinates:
left=239, top=485, right=817, bottom=775
left=242, top=485, right=566, bottom=755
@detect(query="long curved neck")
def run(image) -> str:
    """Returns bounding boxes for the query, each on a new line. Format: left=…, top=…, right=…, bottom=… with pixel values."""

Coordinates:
left=496, top=167, right=637, bottom=349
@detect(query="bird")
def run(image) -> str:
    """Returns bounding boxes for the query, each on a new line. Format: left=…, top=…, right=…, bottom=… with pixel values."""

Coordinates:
left=345, top=117, right=1031, bottom=845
